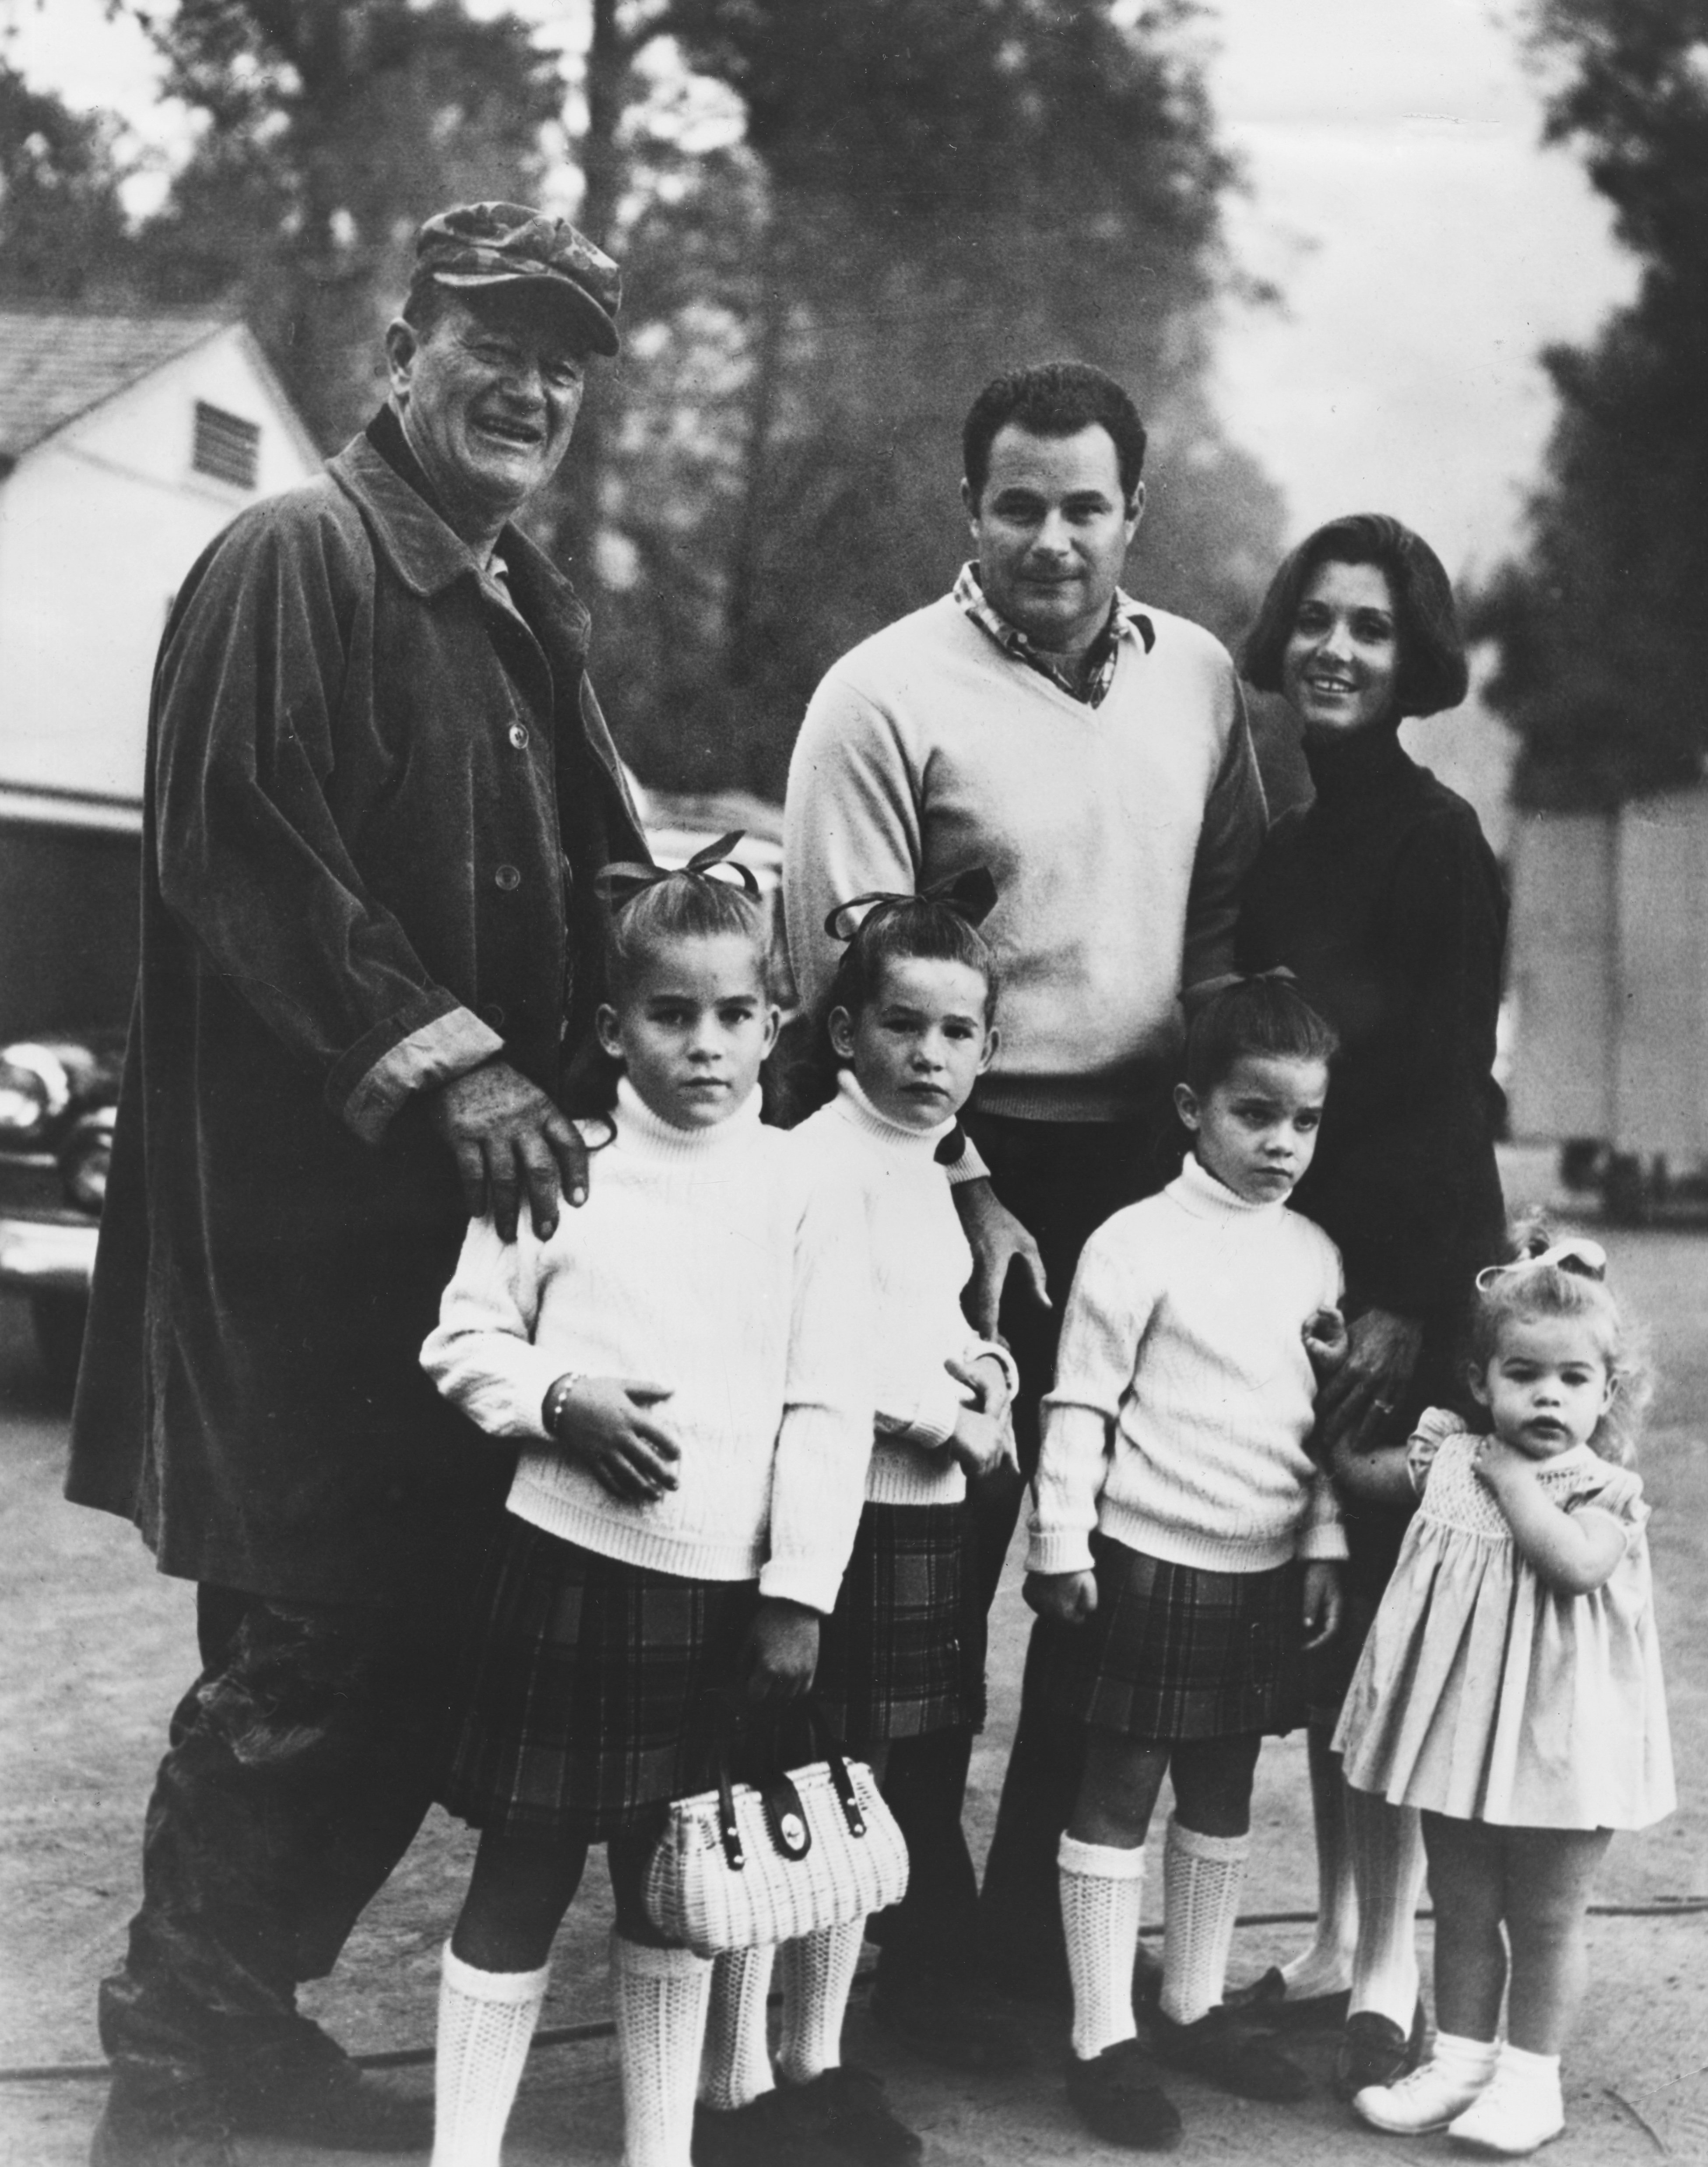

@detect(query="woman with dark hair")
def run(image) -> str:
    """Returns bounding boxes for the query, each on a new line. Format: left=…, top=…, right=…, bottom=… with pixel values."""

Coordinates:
left=1232, top=514, right=1508, bottom=2101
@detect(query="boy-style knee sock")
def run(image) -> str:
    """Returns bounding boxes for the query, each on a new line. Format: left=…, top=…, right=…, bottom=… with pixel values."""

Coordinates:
left=700, top=1944, right=776, bottom=2111
left=611, top=1935, right=713, bottom=2167
left=1058, top=1833, right=1146, bottom=2061
left=1346, top=1788, right=1426, bottom=2028
left=1160, top=1817, right=1248, bottom=2029
left=1281, top=1749, right=1357, bottom=1999
left=432, top=1943, right=551, bottom=2167
left=776, top=1920, right=865, bottom=2086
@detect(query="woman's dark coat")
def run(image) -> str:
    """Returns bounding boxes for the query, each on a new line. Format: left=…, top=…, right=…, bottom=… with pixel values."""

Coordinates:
left=1238, top=722, right=1508, bottom=1385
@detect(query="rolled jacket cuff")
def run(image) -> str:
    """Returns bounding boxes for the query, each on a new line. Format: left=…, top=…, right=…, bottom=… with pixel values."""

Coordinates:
left=337, top=1001, right=506, bottom=1143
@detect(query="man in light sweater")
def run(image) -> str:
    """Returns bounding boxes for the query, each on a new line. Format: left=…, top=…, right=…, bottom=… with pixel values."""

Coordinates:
left=783, top=359, right=1267, bottom=2022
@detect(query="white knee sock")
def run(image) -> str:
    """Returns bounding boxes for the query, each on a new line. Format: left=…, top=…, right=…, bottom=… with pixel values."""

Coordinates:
left=699, top=1944, right=776, bottom=2111
left=1058, top=1833, right=1145, bottom=2061
left=611, top=1935, right=713, bottom=2167
left=1346, top=1788, right=1426, bottom=2028
left=776, top=1920, right=865, bottom=2086
left=1280, top=1743, right=1357, bottom=2000
left=1160, top=1818, right=1248, bottom=2028
left=432, top=1944, right=551, bottom=2167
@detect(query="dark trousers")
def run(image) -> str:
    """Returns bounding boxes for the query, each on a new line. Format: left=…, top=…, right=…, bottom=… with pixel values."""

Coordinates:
left=99, top=1584, right=460, bottom=2071
left=966, top=1109, right=1168, bottom=1989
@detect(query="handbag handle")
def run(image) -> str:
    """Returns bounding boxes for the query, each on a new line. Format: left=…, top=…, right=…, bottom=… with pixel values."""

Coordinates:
left=770, top=1696, right=868, bottom=1843
left=694, top=1691, right=871, bottom=1869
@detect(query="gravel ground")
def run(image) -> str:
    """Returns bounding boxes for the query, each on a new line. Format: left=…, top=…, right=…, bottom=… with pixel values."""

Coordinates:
left=3, top=1151, right=1704, bottom=2162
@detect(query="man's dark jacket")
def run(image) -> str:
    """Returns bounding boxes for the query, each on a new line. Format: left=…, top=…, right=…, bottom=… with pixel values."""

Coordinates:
left=66, top=426, right=646, bottom=1606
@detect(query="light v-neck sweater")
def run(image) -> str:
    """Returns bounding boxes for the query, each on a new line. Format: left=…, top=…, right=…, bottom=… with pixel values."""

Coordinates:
left=784, top=592, right=1264, bottom=1122
left=1029, top=1155, right=1346, bottom=1577
left=421, top=1082, right=875, bottom=1613
left=790, top=1074, right=1014, bottom=1506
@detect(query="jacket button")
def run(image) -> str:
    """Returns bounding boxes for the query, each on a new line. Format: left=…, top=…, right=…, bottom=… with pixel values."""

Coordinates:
left=508, top=724, right=530, bottom=749
left=494, top=864, right=522, bottom=892
left=480, top=1003, right=507, bottom=1028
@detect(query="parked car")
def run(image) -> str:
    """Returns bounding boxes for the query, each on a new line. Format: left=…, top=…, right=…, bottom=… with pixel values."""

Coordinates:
left=0, top=1034, right=122, bottom=1386
left=0, top=790, right=784, bottom=1389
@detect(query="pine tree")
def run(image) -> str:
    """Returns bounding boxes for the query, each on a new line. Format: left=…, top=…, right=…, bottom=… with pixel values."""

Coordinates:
left=1473, top=0, right=1708, bottom=808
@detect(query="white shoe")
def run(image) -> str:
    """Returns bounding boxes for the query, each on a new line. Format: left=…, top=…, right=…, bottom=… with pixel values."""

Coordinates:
left=1448, top=2064, right=1565, bottom=2155
left=1354, top=2056, right=1495, bottom=2134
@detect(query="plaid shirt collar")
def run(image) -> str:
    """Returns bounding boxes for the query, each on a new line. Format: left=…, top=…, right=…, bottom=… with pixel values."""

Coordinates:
left=953, top=561, right=1155, bottom=708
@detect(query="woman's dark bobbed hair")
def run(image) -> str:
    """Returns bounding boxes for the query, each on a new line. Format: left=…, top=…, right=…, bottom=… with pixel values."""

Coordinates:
left=1239, top=512, right=1469, bottom=721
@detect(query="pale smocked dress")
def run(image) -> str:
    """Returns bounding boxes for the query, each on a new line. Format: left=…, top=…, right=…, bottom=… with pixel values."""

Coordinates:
left=1335, top=1411, right=1674, bottom=1829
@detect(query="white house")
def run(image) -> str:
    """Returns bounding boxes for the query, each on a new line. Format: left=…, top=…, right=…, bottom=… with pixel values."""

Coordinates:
left=0, top=306, right=320, bottom=816
left=0, top=308, right=320, bottom=1035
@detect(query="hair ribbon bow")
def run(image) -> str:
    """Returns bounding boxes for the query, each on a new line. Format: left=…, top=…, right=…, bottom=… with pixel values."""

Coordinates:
left=824, top=865, right=998, bottom=943
left=596, top=830, right=759, bottom=908
left=1475, top=1237, right=1608, bottom=1293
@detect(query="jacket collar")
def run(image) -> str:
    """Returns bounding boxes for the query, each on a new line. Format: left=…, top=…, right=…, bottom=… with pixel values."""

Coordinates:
left=328, top=416, right=592, bottom=655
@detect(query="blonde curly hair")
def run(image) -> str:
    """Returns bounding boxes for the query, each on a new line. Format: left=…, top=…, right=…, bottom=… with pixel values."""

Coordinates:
left=1466, top=1230, right=1652, bottom=1467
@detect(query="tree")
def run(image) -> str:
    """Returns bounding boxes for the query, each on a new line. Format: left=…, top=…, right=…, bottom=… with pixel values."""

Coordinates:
left=7, top=1, right=1279, bottom=804
left=0, top=62, right=137, bottom=300
left=583, top=0, right=1284, bottom=798
left=121, top=0, right=569, bottom=445
left=1472, top=1, right=1708, bottom=808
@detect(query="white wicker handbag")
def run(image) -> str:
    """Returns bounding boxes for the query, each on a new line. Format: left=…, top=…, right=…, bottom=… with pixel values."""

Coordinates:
left=643, top=1702, right=909, bottom=1956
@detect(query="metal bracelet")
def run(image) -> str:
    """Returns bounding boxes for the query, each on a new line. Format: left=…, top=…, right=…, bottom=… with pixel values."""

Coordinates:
left=542, top=1372, right=581, bottom=1438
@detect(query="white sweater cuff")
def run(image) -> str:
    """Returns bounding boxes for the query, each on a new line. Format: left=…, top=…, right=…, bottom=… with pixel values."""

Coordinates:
left=944, top=1134, right=991, bottom=1186
left=972, top=1338, right=1019, bottom=1398
left=1025, top=1525, right=1097, bottom=1576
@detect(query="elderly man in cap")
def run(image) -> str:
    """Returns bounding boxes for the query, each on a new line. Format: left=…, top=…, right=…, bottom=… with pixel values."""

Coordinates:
left=69, top=202, right=643, bottom=2166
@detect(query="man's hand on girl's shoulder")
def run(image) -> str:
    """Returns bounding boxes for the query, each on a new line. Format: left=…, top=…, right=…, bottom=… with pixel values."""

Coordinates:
left=1024, top=1568, right=1097, bottom=1626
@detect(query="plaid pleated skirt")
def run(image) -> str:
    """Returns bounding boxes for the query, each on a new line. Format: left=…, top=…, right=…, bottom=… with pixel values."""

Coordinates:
left=438, top=1516, right=759, bottom=1841
left=813, top=1501, right=985, bottom=1749
left=1055, top=1533, right=1305, bottom=1742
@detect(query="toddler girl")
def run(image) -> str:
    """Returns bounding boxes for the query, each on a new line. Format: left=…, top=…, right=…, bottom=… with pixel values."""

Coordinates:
left=418, top=853, right=874, bottom=2167
left=695, top=874, right=1017, bottom=2167
left=1336, top=1240, right=1674, bottom=2154
left=1026, top=974, right=1350, bottom=2151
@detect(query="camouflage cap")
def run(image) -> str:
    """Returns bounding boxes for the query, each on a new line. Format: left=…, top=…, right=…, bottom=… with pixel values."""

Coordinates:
left=414, top=201, right=621, bottom=356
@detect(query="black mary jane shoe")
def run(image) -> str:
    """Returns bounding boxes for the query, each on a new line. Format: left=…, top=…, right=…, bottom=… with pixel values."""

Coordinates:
left=1149, top=2005, right=1311, bottom=2103
left=1331, top=2000, right=1427, bottom=2102
left=1224, top=1964, right=1352, bottom=2029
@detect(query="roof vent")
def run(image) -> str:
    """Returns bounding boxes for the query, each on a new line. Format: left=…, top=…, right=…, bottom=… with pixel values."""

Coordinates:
left=193, top=401, right=260, bottom=489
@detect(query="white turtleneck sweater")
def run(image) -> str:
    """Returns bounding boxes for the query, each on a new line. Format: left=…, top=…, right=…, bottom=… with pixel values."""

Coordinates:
left=421, top=1081, right=874, bottom=1614
left=789, top=1073, right=1016, bottom=1507
left=1028, top=1154, right=1346, bottom=1578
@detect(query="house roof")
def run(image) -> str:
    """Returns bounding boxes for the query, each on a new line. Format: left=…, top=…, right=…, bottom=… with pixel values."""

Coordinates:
left=0, top=307, right=234, bottom=461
